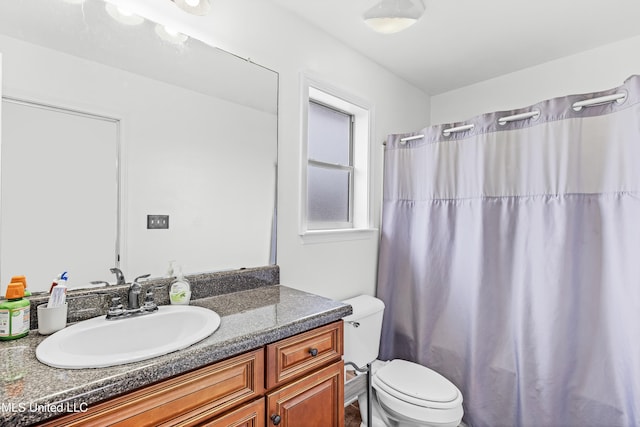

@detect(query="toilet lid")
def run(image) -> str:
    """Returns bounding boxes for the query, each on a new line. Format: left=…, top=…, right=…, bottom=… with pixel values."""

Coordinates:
left=374, top=360, right=459, bottom=405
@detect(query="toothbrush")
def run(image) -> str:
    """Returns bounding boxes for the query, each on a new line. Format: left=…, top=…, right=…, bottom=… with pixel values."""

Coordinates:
left=47, top=284, right=67, bottom=308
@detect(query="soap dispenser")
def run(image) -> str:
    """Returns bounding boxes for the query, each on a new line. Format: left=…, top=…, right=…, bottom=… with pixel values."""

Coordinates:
left=169, top=265, right=191, bottom=305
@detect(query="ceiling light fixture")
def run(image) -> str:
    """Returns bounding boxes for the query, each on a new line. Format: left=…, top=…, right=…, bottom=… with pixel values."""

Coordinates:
left=363, top=0, right=425, bottom=34
left=170, top=0, right=211, bottom=16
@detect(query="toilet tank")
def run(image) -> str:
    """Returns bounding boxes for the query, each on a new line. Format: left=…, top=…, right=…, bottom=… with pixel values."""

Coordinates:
left=342, top=295, right=385, bottom=369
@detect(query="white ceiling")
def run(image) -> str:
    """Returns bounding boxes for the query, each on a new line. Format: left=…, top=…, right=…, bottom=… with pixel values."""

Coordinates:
left=269, top=0, right=640, bottom=95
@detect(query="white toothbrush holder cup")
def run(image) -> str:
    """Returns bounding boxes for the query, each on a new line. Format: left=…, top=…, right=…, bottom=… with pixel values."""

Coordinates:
left=37, top=303, right=68, bottom=335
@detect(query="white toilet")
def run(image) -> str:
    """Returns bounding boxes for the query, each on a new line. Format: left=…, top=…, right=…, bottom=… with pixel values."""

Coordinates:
left=343, top=295, right=464, bottom=427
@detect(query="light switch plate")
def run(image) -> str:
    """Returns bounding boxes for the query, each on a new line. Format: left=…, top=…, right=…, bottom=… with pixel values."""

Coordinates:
left=147, top=215, right=169, bottom=229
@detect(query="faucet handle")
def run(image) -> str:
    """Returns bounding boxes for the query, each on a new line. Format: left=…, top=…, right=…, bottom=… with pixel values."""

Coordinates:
left=142, top=289, right=159, bottom=312
left=90, top=280, right=110, bottom=287
left=110, top=296, right=123, bottom=309
left=134, top=273, right=151, bottom=283
left=106, top=296, right=125, bottom=319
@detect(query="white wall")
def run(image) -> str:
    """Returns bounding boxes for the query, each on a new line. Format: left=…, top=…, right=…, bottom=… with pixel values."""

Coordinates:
left=142, top=0, right=431, bottom=300
left=16, top=0, right=430, bottom=299
left=431, top=35, right=640, bottom=125
left=235, top=3, right=430, bottom=300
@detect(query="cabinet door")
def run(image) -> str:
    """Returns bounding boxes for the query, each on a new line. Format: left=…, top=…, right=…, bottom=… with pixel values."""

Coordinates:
left=201, top=398, right=265, bottom=427
left=266, top=360, right=344, bottom=427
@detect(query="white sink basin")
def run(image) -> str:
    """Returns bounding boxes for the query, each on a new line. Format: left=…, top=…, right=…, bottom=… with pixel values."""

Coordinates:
left=36, top=305, right=221, bottom=369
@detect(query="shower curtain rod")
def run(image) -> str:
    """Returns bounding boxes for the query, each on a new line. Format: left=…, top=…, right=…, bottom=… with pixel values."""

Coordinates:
left=392, top=91, right=628, bottom=145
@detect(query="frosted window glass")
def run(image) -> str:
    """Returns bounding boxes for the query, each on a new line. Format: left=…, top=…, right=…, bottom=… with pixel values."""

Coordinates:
left=308, top=101, right=351, bottom=165
left=308, top=166, right=350, bottom=224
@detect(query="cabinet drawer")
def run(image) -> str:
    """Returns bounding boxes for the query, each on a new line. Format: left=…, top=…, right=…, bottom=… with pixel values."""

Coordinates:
left=184, top=398, right=265, bottom=427
left=266, top=321, right=343, bottom=389
left=39, top=348, right=265, bottom=427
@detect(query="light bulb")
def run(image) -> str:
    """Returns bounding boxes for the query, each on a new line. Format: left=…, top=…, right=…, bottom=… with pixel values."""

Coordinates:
left=164, top=27, right=179, bottom=36
left=105, top=4, right=144, bottom=25
left=155, top=24, right=188, bottom=44
left=171, top=0, right=211, bottom=16
left=116, top=7, right=134, bottom=17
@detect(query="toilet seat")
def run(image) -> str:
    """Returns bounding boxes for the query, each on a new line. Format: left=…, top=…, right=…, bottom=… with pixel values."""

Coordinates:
left=373, top=359, right=462, bottom=409
left=371, top=360, right=464, bottom=426
left=374, top=385, right=464, bottom=426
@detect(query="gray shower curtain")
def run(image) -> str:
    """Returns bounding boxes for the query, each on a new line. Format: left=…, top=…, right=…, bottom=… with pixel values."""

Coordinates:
left=377, top=76, right=640, bottom=427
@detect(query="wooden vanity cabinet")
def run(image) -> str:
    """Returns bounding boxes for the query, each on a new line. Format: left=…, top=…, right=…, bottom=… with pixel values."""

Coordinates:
left=265, top=321, right=344, bottom=427
left=37, top=321, right=344, bottom=427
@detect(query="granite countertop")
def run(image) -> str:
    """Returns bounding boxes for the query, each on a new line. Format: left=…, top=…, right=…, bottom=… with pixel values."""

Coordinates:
left=0, top=285, right=352, bottom=426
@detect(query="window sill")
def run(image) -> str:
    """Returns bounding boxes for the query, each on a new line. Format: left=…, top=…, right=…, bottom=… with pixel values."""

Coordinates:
left=299, top=228, right=379, bottom=245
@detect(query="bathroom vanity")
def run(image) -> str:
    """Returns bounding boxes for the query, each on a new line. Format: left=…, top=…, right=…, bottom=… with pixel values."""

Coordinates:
left=0, top=267, right=351, bottom=427
left=38, top=322, right=344, bottom=426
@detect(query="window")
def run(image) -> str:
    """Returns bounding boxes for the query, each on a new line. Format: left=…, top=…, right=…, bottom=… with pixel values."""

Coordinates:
left=301, top=74, right=373, bottom=240
left=307, top=101, right=354, bottom=229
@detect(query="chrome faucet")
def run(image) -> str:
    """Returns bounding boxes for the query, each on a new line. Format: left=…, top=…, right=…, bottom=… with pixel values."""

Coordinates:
left=105, top=273, right=154, bottom=320
left=110, top=267, right=126, bottom=286
left=128, top=274, right=150, bottom=310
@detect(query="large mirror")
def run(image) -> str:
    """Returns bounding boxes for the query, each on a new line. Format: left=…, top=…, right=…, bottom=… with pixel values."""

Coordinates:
left=0, top=0, right=278, bottom=293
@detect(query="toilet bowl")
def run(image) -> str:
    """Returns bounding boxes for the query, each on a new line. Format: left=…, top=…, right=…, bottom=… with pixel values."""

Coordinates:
left=342, top=295, right=464, bottom=427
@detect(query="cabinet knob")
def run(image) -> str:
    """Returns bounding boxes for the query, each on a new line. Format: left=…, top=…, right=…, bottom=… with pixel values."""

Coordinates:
left=309, top=348, right=319, bottom=357
left=271, top=414, right=282, bottom=425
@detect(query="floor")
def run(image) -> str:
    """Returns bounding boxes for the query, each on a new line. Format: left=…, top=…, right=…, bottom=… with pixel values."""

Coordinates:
left=345, top=401, right=362, bottom=427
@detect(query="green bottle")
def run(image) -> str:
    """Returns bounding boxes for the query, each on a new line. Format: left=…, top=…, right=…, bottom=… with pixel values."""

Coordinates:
left=0, top=282, right=30, bottom=340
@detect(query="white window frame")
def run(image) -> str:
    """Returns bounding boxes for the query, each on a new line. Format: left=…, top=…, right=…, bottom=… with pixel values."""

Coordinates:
left=300, top=73, right=376, bottom=243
